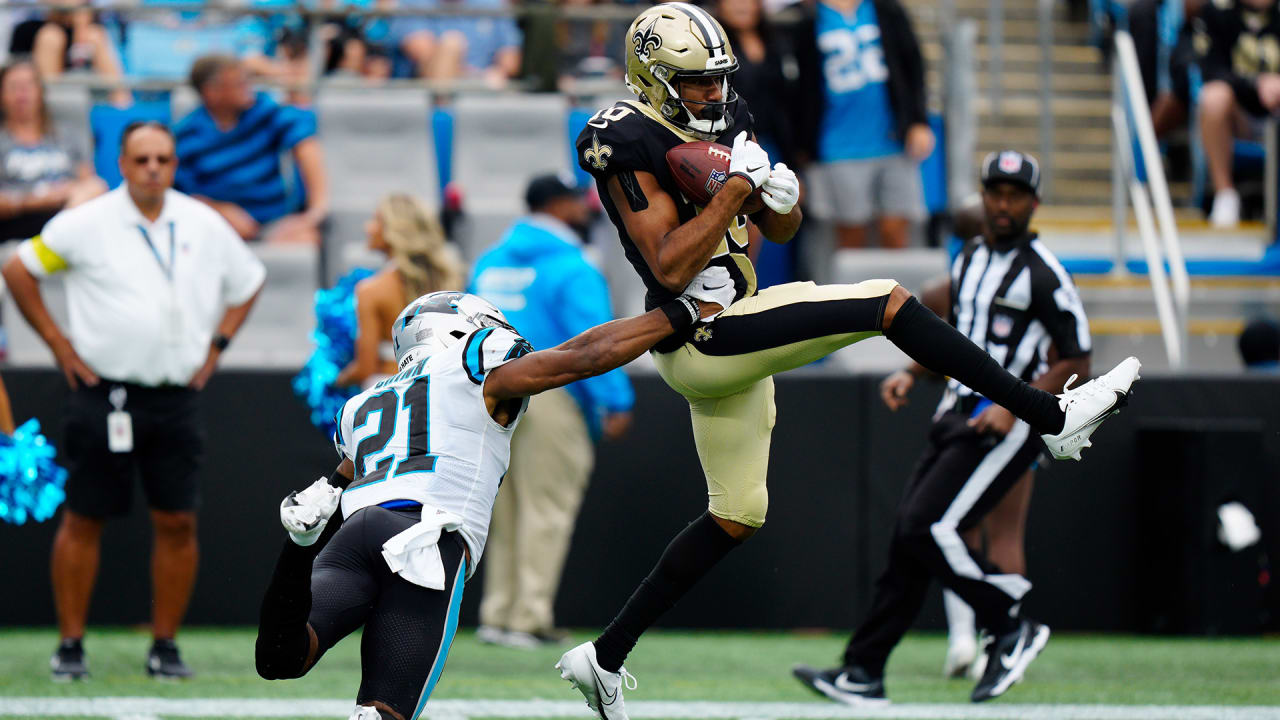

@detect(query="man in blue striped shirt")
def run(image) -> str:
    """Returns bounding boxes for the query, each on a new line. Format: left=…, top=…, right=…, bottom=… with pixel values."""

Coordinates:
left=174, top=54, right=328, bottom=243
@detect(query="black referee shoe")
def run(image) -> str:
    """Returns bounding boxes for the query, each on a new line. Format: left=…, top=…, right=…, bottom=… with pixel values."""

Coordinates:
left=146, top=638, right=194, bottom=679
left=50, top=638, right=89, bottom=681
left=971, top=619, right=1050, bottom=702
left=791, top=663, right=889, bottom=706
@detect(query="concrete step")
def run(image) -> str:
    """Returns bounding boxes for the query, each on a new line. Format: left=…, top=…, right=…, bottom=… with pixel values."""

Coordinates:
left=930, top=69, right=1111, bottom=96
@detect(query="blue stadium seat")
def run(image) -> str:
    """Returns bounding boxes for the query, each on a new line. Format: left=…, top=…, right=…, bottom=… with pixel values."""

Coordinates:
left=89, top=98, right=172, bottom=188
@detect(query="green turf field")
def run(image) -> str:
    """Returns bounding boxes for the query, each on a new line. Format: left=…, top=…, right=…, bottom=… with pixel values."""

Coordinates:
left=1, top=627, right=1278, bottom=719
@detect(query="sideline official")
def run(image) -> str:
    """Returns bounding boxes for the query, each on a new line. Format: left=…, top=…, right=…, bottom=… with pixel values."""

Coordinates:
left=2, top=121, right=266, bottom=681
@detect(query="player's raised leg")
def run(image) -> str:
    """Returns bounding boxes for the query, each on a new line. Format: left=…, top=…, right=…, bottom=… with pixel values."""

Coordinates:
left=254, top=475, right=344, bottom=680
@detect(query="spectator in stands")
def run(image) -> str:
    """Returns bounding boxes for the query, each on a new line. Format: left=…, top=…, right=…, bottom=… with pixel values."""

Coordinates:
left=1192, top=0, right=1280, bottom=227
left=794, top=0, right=933, bottom=249
left=471, top=173, right=633, bottom=649
left=553, top=0, right=627, bottom=91
left=31, top=0, right=130, bottom=106
left=174, top=54, right=328, bottom=244
left=392, top=0, right=521, bottom=86
left=1238, top=317, right=1280, bottom=370
left=0, top=60, right=105, bottom=242
left=335, top=193, right=465, bottom=388
left=1129, top=0, right=1203, bottom=139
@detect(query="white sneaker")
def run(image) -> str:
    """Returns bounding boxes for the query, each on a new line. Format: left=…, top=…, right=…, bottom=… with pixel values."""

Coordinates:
left=968, top=633, right=989, bottom=680
left=476, top=625, right=510, bottom=646
left=943, top=634, right=977, bottom=679
left=1041, top=357, right=1141, bottom=460
left=348, top=705, right=381, bottom=720
left=279, top=477, right=342, bottom=546
left=556, top=641, right=636, bottom=720
left=1209, top=188, right=1241, bottom=228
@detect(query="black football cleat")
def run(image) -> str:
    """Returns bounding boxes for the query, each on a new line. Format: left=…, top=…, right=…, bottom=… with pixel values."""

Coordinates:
left=146, top=638, right=194, bottom=679
left=50, top=638, right=89, bottom=681
left=971, top=619, right=1050, bottom=702
left=791, top=663, right=889, bottom=706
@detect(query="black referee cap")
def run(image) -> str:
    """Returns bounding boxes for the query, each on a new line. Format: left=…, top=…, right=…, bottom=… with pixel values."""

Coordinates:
left=981, top=150, right=1041, bottom=197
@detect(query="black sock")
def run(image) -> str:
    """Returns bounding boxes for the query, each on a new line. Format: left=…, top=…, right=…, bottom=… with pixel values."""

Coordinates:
left=593, top=512, right=743, bottom=672
left=884, top=297, right=1066, bottom=434
left=255, top=514, right=343, bottom=679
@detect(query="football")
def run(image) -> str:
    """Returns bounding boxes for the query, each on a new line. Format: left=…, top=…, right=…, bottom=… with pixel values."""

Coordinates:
left=665, top=141, right=764, bottom=214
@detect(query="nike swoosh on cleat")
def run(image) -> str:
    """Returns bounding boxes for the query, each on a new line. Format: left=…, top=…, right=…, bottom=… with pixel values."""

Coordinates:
left=833, top=673, right=879, bottom=693
left=590, top=665, right=617, bottom=705
left=1000, top=631, right=1028, bottom=670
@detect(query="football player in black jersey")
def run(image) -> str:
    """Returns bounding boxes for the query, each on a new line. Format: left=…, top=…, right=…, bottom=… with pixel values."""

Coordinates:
left=556, top=4, right=1141, bottom=718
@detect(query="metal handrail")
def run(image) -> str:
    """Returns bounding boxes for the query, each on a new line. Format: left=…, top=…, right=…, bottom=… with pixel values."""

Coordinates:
left=1111, top=29, right=1189, bottom=368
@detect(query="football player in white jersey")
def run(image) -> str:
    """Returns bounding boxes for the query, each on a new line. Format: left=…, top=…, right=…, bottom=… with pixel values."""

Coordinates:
left=253, top=290, right=706, bottom=720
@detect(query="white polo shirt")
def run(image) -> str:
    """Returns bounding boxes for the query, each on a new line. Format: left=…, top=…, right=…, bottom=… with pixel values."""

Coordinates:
left=17, top=186, right=267, bottom=386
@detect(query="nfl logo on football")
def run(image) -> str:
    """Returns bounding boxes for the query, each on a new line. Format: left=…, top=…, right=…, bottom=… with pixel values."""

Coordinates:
left=706, top=168, right=727, bottom=196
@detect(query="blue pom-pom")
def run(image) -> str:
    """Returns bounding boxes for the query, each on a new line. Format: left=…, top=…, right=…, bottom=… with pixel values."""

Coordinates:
left=293, top=267, right=376, bottom=437
left=0, top=418, right=68, bottom=525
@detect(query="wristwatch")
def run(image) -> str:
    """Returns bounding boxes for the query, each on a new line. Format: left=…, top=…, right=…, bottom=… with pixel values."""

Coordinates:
left=211, top=333, right=231, bottom=352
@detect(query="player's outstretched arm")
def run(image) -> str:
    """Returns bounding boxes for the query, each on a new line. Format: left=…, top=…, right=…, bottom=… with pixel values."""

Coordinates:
left=607, top=168, right=752, bottom=293
left=484, top=299, right=701, bottom=403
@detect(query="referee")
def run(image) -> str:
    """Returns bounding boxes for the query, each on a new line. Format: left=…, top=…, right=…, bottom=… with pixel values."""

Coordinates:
left=2, top=122, right=266, bottom=680
left=793, top=150, right=1093, bottom=704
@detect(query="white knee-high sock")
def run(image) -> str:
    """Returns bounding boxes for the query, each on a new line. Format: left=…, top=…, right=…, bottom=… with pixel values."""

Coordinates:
left=943, top=589, right=976, bottom=644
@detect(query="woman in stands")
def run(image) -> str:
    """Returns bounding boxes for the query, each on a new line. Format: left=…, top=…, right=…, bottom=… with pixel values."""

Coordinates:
left=30, top=1, right=130, bottom=107
left=0, top=60, right=105, bottom=243
left=336, top=193, right=466, bottom=387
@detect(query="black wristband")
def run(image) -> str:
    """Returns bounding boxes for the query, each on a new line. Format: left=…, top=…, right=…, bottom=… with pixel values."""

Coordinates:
left=211, top=333, right=231, bottom=352
left=659, top=295, right=700, bottom=332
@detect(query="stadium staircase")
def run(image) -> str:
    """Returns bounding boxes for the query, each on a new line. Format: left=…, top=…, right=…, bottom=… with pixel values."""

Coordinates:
left=889, top=0, right=1280, bottom=373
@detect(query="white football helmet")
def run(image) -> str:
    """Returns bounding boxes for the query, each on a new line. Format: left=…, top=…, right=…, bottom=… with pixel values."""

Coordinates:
left=392, top=291, right=513, bottom=369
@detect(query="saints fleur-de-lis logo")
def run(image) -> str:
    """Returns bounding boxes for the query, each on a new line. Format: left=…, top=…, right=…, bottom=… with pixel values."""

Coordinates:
left=584, top=132, right=612, bottom=171
left=632, top=17, right=662, bottom=63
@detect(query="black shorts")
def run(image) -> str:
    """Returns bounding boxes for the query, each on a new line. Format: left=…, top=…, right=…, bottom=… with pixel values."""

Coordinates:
left=63, top=381, right=204, bottom=518
left=309, top=506, right=468, bottom=719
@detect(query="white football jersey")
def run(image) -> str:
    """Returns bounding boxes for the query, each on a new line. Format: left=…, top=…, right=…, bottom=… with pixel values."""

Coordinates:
left=334, top=326, right=532, bottom=574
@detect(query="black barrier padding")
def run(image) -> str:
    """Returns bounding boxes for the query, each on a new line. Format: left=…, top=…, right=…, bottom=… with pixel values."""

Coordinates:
left=0, top=369, right=1277, bottom=635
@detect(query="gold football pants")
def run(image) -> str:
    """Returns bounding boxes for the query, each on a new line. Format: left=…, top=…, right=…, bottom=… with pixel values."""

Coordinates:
left=653, top=279, right=898, bottom=527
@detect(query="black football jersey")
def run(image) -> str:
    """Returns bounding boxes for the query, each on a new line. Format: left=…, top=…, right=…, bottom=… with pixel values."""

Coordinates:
left=576, top=98, right=757, bottom=351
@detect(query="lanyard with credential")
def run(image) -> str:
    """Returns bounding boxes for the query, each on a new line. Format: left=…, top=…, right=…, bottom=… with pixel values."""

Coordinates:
left=137, top=221, right=176, bottom=282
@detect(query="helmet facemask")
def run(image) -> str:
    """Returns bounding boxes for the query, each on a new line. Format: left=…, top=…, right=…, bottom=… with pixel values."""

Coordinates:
left=656, top=66, right=738, bottom=139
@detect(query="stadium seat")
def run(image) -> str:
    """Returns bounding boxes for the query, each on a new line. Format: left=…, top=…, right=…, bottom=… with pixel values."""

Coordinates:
left=89, top=99, right=172, bottom=187
left=316, top=86, right=437, bottom=284
left=44, top=83, right=91, bottom=163
left=451, top=94, right=571, bottom=260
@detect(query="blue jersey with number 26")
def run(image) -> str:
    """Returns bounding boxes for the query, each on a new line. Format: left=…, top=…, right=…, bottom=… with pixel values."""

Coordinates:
left=816, top=0, right=901, bottom=162
left=333, top=326, right=531, bottom=577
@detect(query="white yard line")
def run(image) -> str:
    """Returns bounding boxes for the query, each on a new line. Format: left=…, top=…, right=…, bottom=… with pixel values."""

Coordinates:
left=1, top=698, right=1278, bottom=720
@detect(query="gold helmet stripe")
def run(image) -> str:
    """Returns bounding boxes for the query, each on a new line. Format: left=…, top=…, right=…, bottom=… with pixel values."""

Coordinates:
left=666, top=2, right=726, bottom=59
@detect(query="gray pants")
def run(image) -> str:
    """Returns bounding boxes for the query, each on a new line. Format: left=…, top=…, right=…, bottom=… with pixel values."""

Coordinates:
left=805, top=154, right=926, bottom=225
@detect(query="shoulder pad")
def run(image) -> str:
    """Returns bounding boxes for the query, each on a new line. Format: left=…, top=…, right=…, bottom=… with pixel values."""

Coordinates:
left=576, top=102, right=660, bottom=178
left=460, top=326, right=535, bottom=385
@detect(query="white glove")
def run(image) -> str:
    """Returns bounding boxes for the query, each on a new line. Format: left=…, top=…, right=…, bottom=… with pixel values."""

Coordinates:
left=727, top=130, right=771, bottom=189
left=280, top=477, right=343, bottom=546
left=761, top=162, right=799, bottom=215
left=682, top=265, right=736, bottom=319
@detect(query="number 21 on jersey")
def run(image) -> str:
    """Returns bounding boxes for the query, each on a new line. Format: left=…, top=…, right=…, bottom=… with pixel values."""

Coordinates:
left=352, top=375, right=437, bottom=485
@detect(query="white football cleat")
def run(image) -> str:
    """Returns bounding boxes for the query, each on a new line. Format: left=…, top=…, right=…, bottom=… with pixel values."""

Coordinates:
left=943, top=634, right=978, bottom=679
left=280, top=477, right=342, bottom=546
left=348, top=705, right=382, bottom=720
left=1041, top=357, right=1141, bottom=460
left=556, top=641, right=636, bottom=720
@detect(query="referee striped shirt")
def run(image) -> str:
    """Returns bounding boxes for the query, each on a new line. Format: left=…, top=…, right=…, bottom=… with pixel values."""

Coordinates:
left=938, top=232, right=1091, bottom=415
left=174, top=92, right=316, bottom=225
